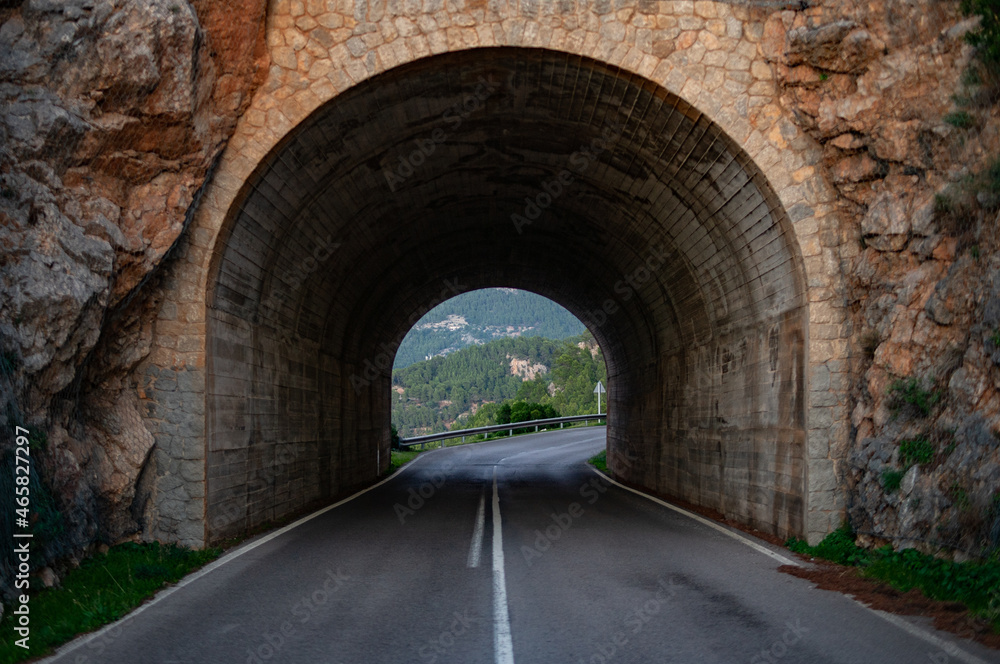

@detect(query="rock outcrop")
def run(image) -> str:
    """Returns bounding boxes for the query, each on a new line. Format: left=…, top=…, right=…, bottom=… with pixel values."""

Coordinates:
left=0, top=0, right=267, bottom=584
left=762, top=0, right=1000, bottom=556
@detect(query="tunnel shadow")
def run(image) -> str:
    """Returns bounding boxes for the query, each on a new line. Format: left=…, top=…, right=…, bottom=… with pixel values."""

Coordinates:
left=203, top=47, right=809, bottom=543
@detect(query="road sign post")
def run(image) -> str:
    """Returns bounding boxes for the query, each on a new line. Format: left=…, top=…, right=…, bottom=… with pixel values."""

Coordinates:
left=594, top=381, right=606, bottom=415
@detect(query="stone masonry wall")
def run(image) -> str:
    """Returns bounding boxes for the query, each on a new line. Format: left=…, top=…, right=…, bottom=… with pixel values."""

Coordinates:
left=177, top=0, right=848, bottom=545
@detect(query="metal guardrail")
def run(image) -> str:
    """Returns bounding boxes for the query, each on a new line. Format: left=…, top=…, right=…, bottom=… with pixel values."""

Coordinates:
left=398, top=414, right=607, bottom=449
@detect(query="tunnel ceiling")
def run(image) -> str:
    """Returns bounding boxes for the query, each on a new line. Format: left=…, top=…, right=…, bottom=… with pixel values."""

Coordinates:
left=209, top=47, right=806, bottom=381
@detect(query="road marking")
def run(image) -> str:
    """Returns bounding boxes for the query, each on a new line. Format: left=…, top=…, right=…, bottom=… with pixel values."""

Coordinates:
left=865, top=608, right=991, bottom=664
left=47, top=433, right=588, bottom=661
left=468, top=489, right=486, bottom=568
left=492, top=467, right=516, bottom=664
left=40, top=466, right=412, bottom=663
left=591, top=468, right=992, bottom=664
left=589, top=467, right=800, bottom=567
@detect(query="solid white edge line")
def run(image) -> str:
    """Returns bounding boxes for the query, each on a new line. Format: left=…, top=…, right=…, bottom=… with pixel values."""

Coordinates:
left=588, top=467, right=800, bottom=567
left=591, top=468, right=993, bottom=663
left=468, top=489, right=486, bottom=568
left=42, top=459, right=423, bottom=663
left=865, top=609, right=991, bottom=664
left=492, top=468, right=516, bottom=664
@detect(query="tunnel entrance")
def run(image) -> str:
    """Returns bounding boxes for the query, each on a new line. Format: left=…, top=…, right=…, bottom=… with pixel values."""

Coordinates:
left=204, top=48, right=808, bottom=543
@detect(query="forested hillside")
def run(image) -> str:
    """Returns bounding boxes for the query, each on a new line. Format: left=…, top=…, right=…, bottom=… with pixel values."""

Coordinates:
left=391, top=332, right=606, bottom=437
left=393, top=288, right=585, bottom=369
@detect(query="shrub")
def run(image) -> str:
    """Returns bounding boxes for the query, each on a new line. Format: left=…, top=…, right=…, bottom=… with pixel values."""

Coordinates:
left=887, top=377, right=941, bottom=417
left=787, top=524, right=872, bottom=566
left=882, top=469, right=906, bottom=492
left=962, top=0, right=1000, bottom=69
left=951, top=483, right=972, bottom=510
left=899, top=437, right=935, bottom=467
left=944, top=110, right=975, bottom=128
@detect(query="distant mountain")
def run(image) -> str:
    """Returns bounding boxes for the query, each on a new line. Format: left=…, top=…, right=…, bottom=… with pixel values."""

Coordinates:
left=392, top=288, right=585, bottom=369
left=391, top=332, right=606, bottom=437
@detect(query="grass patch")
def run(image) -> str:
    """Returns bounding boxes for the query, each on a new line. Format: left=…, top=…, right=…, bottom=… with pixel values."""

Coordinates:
left=951, top=483, right=973, bottom=511
left=882, top=469, right=906, bottom=493
left=787, top=524, right=873, bottom=566
left=959, top=0, right=1000, bottom=105
left=589, top=449, right=608, bottom=472
left=389, top=449, right=421, bottom=472
left=788, top=524, right=1000, bottom=632
left=963, top=0, right=1000, bottom=69
left=0, top=542, right=220, bottom=663
left=945, top=110, right=976, bottom=129
left=888, top=377, right=941, bottom=417
left=899, top=437, right=935, bottom=467
left=982, top=157, right=1000, bottom=209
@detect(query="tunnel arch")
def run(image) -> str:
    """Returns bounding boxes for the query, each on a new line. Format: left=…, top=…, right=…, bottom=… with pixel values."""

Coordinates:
left=202, top=46, right=813, bottom=542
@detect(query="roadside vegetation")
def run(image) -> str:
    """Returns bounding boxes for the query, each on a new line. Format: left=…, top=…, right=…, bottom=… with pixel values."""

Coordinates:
left=392, top=332, right=607, bottom=437
left=787, top=525, right=1000, bottom=633
left=935, top=0, right=1000, bottom=251
left=388, top=448, right=421, bottom=473
left=588, top=450, right=608, bottom=472
left=0, top=542, right=220, bottom=663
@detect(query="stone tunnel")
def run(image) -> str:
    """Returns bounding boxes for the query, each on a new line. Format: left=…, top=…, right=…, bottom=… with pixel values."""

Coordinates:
left=136, top=2, right=852, bottom=548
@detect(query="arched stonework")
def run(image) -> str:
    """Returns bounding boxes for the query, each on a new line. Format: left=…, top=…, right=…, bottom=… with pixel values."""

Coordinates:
left=139, top=1, right=849, bottom=548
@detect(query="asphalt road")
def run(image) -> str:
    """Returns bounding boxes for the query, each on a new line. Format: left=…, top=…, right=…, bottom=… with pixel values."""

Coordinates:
left=44, top=428, right=999, bottom=664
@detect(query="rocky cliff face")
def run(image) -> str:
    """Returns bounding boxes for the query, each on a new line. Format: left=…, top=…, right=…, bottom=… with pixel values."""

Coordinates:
left=761, top=0, right=1000, bottom=556
left=0, top=0, right=267, bottom=579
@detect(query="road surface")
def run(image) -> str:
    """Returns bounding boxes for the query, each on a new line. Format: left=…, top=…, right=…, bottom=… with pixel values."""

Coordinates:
left=44, top=428, right=999, bottom=663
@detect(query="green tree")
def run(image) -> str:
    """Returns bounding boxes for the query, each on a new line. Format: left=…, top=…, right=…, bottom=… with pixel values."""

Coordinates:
left=516, top=376, right=551, bottom=402
left=390, top=332, right=607, bottom=436
left=496, top=402, right=512, bottom=425
left=550, top=341, right=607, bottom=415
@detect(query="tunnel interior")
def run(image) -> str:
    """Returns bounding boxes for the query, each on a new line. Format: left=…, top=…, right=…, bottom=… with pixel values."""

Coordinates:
left=205, top=48, right=809, bottom=542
